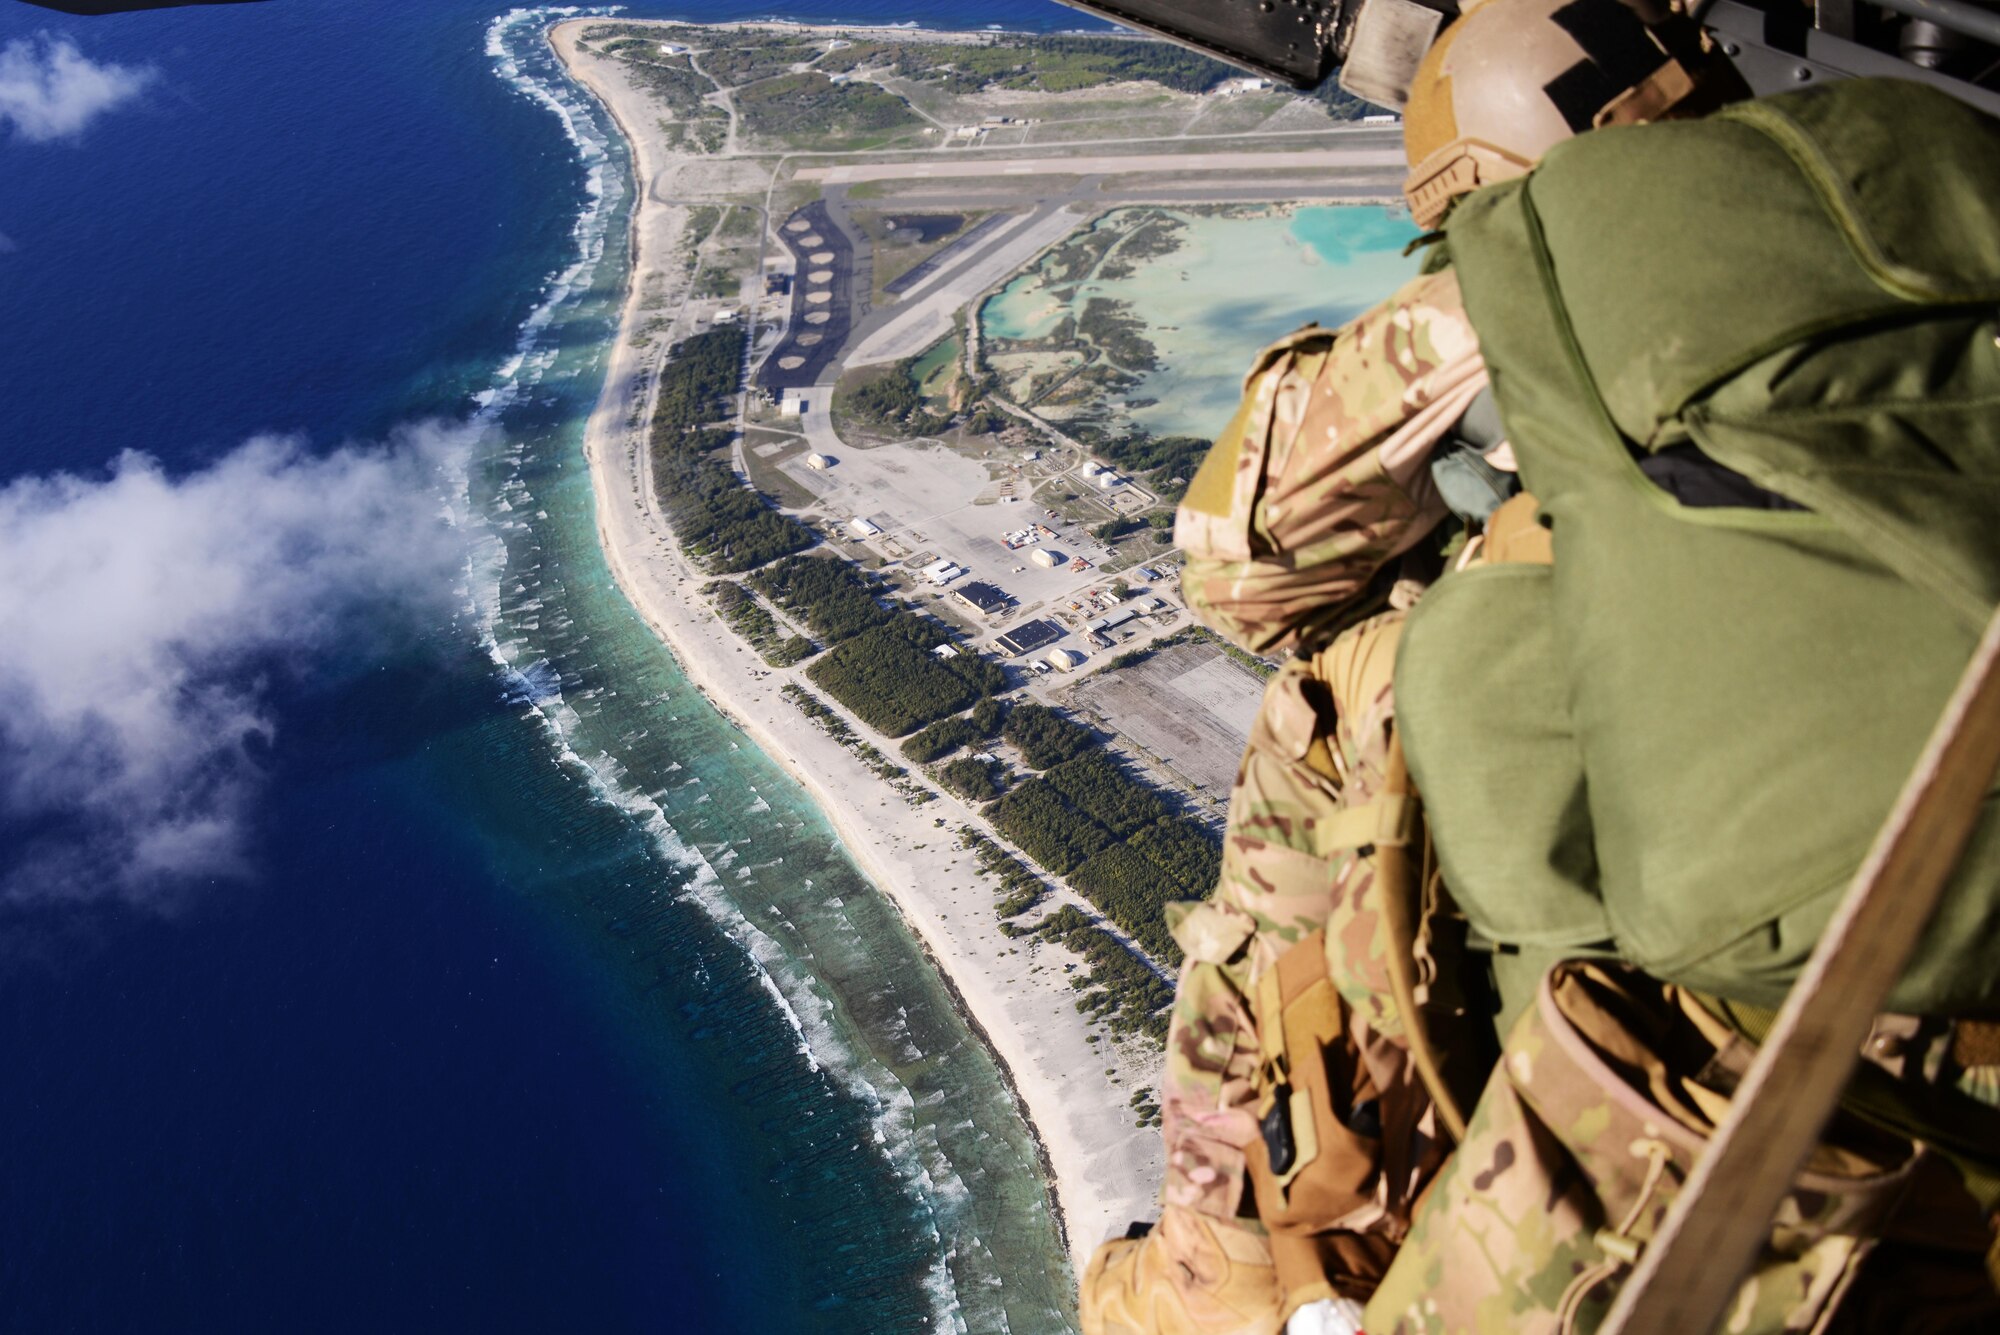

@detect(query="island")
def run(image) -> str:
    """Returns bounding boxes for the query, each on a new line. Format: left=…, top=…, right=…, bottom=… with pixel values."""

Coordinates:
left=548, top=16, right=1419, bottom=1259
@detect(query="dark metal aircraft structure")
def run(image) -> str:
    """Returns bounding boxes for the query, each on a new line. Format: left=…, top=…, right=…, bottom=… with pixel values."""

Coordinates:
left=1059, top=0, right=2000, bottom=114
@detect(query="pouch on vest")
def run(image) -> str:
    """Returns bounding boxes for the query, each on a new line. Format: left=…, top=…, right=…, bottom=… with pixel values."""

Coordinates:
left=1242, top=929, right=1445, bottom=1322
left=1174, top=270, right=1482, bottom=656
left=1363, top=961, right=1997, bottom=1335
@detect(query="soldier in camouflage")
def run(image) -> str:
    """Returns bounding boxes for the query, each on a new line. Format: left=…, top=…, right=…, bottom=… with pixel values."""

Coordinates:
left=1084, top=266, right=1488, bottom=1334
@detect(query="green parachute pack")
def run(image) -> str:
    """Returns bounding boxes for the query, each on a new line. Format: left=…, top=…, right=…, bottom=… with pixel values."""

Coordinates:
left=1398, top=77, right=2000, bottom=1021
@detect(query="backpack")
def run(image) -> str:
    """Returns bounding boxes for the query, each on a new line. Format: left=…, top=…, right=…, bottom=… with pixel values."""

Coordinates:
left=1401, top=78, right=2000, bottom=1017
left=1174, top=270, right=1485, bottom=656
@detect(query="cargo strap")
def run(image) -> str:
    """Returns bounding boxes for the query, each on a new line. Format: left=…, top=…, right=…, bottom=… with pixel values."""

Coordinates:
left=1312, top=795, right=1419, bottom=858
left=1373, top=736, right=1470, bottom=1143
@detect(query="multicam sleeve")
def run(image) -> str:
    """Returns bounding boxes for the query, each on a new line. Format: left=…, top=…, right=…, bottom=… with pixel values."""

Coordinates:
left=1176, top=270, right=1485, bottom=656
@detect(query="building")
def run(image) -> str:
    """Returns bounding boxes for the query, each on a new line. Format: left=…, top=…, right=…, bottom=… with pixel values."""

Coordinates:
left=1030, top=548, right=1063, bottom=569
left=931, top=643, right=961, bottom=660
left=1048, top=647, right=1088, bottom=671
left=921, top=559, right=966, bottom=586
left=713, top=308, right=739, bottom=324
left=780, top=391, right=810, bottom=417
left=659, top=41, right=690, bottom=55
left=954, top=581, right=1009, bottom=616
left=1135, top=596, right=1166, bottom=614
left=1085, top=606, right=1139, bottom=634
left=848, top=517, right=882, bottom=539
left=764, top=272, right=792, bottom=296
left=805, top=452, right=833, bottom=470
left=992, top=618, right=1062, bottom=657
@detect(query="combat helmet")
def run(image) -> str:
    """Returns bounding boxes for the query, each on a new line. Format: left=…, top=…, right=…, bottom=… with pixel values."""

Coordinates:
left=1402, top=0, right=1748, bottom=229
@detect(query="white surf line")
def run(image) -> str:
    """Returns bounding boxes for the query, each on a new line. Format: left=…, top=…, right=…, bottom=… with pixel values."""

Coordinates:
left=801, top=145, right=1409, bottom=184
left=845, top=208, right=1084, bottom=368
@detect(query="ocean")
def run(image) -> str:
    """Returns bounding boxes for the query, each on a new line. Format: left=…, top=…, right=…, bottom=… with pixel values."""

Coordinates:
left=0, top=4, right=1114, bottom=1331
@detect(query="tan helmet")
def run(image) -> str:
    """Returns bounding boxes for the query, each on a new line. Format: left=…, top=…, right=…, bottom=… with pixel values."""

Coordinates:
left=1402, top=0, right=1746, bottom=229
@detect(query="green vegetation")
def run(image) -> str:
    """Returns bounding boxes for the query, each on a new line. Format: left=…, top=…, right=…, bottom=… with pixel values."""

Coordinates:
left=962, top=827, right=1047, bottom=920
left=698, top=39, right=819, bottom=87
left=902, top=714, right=982, bottom=763
left=808, top=619, right=1005, bottom=737
left=703, top=581, right=813, bottom=666
left=735, top=73, right=920, bottom=148
left=941, top=756, right=1007, bottom=802
left=1035, top=904, right=1173, bottom=1044
left=841, top=358, right=951, bottom=436
left=650, top=330, right=815, bottom=574
left=1003, top=703, right=1094, bottom=769
left=819, top=34, right=1234, bottom=96
left=987, top=714, right=1218, bottom=962
left=584, top=33, right=716, bottom=119
left=1077, top=298, right=1157, bottom=372
left=751, top=554, right=893, bottom=642
left=782, top=683, right=932, bottom=800
left=752, top=557, right=1003, bottom=737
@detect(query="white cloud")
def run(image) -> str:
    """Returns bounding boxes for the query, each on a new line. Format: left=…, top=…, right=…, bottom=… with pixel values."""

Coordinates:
left=0, top=33, right=156, bottom=144
left=0, top=426, right=475, bottom=906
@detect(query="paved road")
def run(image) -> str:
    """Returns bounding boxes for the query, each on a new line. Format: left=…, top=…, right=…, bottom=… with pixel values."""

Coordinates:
left=798, top=142, right=1406, bottom=184
left=845, top=207, right=1085, bottom=368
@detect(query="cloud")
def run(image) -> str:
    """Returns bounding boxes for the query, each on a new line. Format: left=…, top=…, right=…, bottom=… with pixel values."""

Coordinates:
left=0, top=426, right=474, bottom=906
left=0, top=33, right=156, bottom=144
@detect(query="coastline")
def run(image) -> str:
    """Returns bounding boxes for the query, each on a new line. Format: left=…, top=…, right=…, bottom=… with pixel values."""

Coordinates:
left=546, top=17, right=1162, bottom=1267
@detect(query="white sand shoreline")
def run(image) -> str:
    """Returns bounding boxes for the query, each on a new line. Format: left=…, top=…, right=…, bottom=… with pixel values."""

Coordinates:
left=546, top=18, right=1161, bottom=1268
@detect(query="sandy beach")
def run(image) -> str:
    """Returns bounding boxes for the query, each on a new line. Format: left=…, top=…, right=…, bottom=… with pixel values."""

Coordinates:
left=547, top=18, right=1163, bottom=1263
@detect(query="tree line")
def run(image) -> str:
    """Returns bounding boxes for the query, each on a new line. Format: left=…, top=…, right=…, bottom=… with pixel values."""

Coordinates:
left=650, top=329, right=816, bottom=573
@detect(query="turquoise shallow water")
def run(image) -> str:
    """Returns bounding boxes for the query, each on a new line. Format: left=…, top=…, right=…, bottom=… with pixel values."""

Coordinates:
left=982, top=205, right=1422, bottom=439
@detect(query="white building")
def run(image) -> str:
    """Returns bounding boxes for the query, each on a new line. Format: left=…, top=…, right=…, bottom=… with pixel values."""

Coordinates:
left=1030, top=548, right=1063, bottom=569
left=779, top=391, right=809, bottom=417
left=659, top=42, right=690, bottom=55
left=931, top=643, right=961, bottom=660
left=848, top=517, right=883, bottom=539
left=921, top=559, right=966, bottom=586
left=805, top=452, right=833, bottom=470
left=1049, top=647, right=1087, bottom=671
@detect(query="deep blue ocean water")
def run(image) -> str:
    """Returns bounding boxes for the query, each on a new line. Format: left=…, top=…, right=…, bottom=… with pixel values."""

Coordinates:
left=0, top=4, right=1112, bottom=1331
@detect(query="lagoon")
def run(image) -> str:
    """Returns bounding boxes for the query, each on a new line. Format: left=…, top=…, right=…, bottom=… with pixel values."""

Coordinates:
left=981, top=205, right=1422, bottom=441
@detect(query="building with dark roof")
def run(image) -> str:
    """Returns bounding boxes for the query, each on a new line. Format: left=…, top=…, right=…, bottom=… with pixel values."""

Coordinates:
left=953, top=581, right=1009, bottom=617
left=992, top=618, right=1061, bottom=657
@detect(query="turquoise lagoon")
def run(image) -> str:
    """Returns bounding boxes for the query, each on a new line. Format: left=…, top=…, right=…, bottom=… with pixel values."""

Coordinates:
left=981, top=206, right=1422, bottom=440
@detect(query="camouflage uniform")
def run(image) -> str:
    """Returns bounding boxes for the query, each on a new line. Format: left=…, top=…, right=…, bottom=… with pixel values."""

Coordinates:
left=1174, top=268, right=1485, bottom=657
left=1083, top=272, right=1488, bottom=1335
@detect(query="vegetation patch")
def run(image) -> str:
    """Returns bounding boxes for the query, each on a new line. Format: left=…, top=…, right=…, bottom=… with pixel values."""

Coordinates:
left=838, top=358, right=952, bottom=437
left=962, top=827, right=1048, bottom=921
left=782, top=684, right=933, bottom=804
left=735, top=72, right=921, bottom=148
left=940, top=756, right=1007, bottom=802
left=807, top=618, right=1004, bottom=737
left=703, top=581, right=813, bottom=666
left=985, top=724, right=1218, bottom=963
left=1002, top=703, right=1094, bottom=769
left=649, top=330, right=815, bottom=574
left=1035, top=904, right=1173, bottom=1046
left=820, top=34, right=1235, bottom=96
